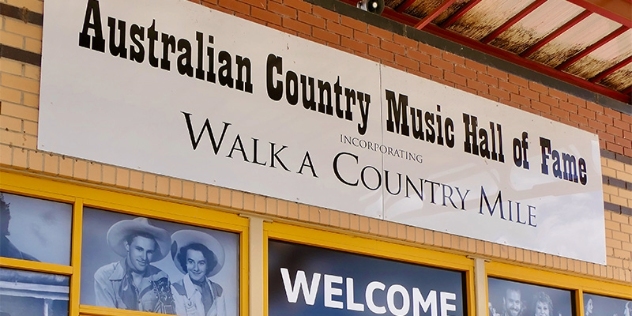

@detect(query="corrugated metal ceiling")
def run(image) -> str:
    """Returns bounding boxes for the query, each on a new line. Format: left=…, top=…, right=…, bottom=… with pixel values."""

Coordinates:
left=339, top=0, right=632, bottom=104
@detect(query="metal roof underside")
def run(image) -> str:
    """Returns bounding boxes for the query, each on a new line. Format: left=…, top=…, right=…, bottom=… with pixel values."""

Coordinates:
left=340, top=0, right=632, bottom=104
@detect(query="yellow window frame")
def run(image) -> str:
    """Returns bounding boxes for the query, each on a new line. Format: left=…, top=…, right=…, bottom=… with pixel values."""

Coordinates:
left=0, top=169, right=250, bottom=316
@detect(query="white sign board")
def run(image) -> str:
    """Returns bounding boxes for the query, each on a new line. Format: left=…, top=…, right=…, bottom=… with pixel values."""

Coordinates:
left=39, top=0, right=606, bottom=263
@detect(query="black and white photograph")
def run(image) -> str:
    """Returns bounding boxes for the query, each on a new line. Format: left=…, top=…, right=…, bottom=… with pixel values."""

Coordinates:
left=0, top=268, right=69, bottom=316
left=0, top=192, right=72, bottom=265
left=488, top=277, right=573, bottom=316
left=80, top=207, right=240, bottom=316
left=584, top=293, right=631, bottom=316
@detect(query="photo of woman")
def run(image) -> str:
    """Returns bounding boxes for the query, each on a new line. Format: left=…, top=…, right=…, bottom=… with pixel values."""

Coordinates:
left=170, top=230, right=226, bottom=316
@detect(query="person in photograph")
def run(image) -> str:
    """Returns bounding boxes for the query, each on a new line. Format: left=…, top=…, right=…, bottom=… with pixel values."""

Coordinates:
left=0, top=193, right=39, bottom=261
left=584, top=296, right=594, bottom=316
left=532, top=292, right=553, bottom=316
left=491, top=287, right=524, bottom=316
left=94, top=217, right=175, bottom=313
left=170, top=230, right=226, bottom=316
left=623, top=301, right=631, bottom=316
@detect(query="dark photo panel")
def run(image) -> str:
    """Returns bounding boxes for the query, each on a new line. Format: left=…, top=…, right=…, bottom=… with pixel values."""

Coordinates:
left=0, top=268, right=70, bottom=316
left=0, top=192, right=72, bottom=265
left=269, top=240, right=467, bottom=316
left=488, top=277, right=573, bottom=316
left=583, top=293, right=631, bottom=316
left=80, top=207, right=240, bottom=316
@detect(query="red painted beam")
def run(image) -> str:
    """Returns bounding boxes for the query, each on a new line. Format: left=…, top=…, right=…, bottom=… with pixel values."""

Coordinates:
left=480, top=0, right=547, bottom=44
left=439, top=0, right=482, bottom=28
left=565, top=0, right=632, bottom=28
left=622, top=85, right=632, bottom=95
left=415, top=0, right=458, bottom=30
left=344, top=3, right=630, bottom=103
left=395, top=0, right=416, bottom=13
left=422, top=22, right=630, bottom=102
left=556, top=26, right=628, bottom=70
left=520, top=10, right=591, bottom=58
left=590, top=55, right=632, bottom=83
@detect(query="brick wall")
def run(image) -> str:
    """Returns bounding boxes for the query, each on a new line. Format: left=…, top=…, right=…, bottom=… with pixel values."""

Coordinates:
left=0, top=0, right=631, bottom=282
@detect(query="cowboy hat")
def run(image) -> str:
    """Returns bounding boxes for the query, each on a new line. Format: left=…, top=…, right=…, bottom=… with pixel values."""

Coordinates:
left=107, top=217, right=171, bottom=262
left=171, top=230, right=225, bottom=277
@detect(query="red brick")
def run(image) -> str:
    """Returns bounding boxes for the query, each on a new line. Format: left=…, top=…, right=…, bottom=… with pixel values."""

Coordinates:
left=489, top=86, right=509, bottom=100
left=313, top=27, right=339, bottom=45
left=407, top=49, right=430, bottom=65
left=367, top=25, right=393, bottom=41
left=559, top=101, right=577, bottom=114
left=567, top=94, right=586, bottom=107
left=499, top=80, right=519, bottom=94
left=586, top=101, right=603, bottom=114
left=540, top=94, right=559, bottom=107
left=588, top=119, right=606, bottom=132
left=615, top=136, right=632, bottom=148
left=340, top=16, right=367, bottom=32
left=282, top=17, right=310, bottom=35
left=613, top=119, right=630, bottom=131
left=577, top=107, right=596, bottom=120
left=548, top=89, right=568, bottom=101
left=297, top=11, right=324, bottom=28
left=599, top=131, right=615, bottom=143
left=312, top=5, right=339, bottom=21
left=369, top=46, right=394, bottom=62
left=269, top=1, right=297, bottom=18
left=267, top=22, right=297, bottom=35
left=431, top=76, right=454, bottom=87
left=467, top=78, right=488, bottom=94
left=569, top=112, right=588, bottom=126
left=606, top=142, right=623, bottom=154
left=551, top=107, right=569, bottom=121
left=393, top=35, right=418, bottom=50
left=606, top=125, right=623, bottom=137
left=445, top=72, right=466, bottom=86
left=508, top=74, right=528, bottom=87
left=487, top=67, right=508, bottom=81
left=528, top=82, right=548, bottom=94
left=284, top=0, right=312, bottom=12
left=455, top=65, right=476, bottom=79
left=420, top=63, right=443, bottom=78
left=531, top=100, right=550, bottom=113
left=457, top=84, right=477, bottom=95
left=354, top=30, right=379, bottom=46
left=519, top=87, right=539, bottom=101
left=510, top=93, right=530, bottom=106
left=442, top=52, right=465, bottom=65
left=596, top=113, right=613, bottom=125
left=621, top=114, right=632, bottom=124
left=605, top=107, right=622, bottom=120
left=341, top=36, right=367, bottom=54
left=465, top=59, right=486, bottom=73
left=430, top=56, right=454, bottom=72
left=395, top=54, right=419, bottom=71
left=251, top=7, right=281, bottom=25
left=478, top=73, right=498, bottom=87
left=381, top=40, right=405, bottom=55
left=218, top=0, right=250, bottom=14
left=624, top=147, right=632, bottom=157
left=327, top=21, right=353, bottom=38
left=419, top=43, right=442, bottom=57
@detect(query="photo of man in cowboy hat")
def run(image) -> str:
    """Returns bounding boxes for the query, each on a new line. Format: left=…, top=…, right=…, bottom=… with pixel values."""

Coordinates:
left=93, top=217, right=175, bottom=313
left=170, top=229, right=226, bottom=316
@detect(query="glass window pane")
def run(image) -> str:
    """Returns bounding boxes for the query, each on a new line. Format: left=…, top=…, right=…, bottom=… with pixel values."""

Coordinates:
left=0, top=193, right=72, bottom=265
left=584, top=293, right=631, bottom=316
left=0, top=268, right=70, bottom=316
left=268, top=240, right=467, bottom=316
left=488, top=277, right=573, bottom=316
left=80, top=207, right=240, bottom=315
